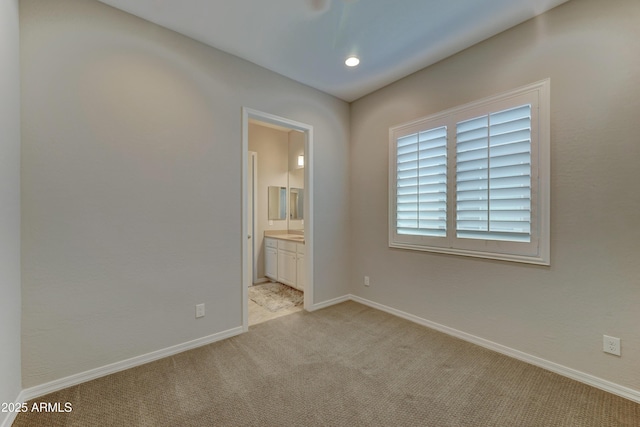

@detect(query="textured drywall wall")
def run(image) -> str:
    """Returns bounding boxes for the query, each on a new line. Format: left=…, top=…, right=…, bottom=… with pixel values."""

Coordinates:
left=248, top=123, right=289, bottom=280
left=0, top=0, right=22, bottom=416
left=20, top=0, right=350, bottom=388
left=350, top=0, right=640, bottom=392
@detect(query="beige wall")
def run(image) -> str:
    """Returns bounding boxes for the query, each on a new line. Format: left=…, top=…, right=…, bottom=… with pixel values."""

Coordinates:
left=248, top=123, right=289, bottom=280
left=20, top=0, right=350, bottom=388
left=18, top=0, right=639, bottom=397
left=288, top=130, right=305, bottom=231
left=0, top=0, right=22, bottom=416
left=350, top=0, right=640, bottom=392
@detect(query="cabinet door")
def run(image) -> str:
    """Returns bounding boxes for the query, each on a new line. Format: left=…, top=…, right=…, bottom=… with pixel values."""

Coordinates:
left=265, top=247, right=278, bottom=281
left=277, top=250, right=297, bottom=287
left=296, top=253, right=305, bottom=291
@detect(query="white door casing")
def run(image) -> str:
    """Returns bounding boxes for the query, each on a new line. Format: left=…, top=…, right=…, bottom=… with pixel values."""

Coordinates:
left=241, top=107, right=314, bottom=332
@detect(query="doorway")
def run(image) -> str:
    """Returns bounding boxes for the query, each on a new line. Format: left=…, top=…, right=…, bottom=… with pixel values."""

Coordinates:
left=241, top=108, right=314, bottom=332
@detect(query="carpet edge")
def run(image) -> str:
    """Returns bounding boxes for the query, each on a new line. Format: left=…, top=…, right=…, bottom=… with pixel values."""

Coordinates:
left=349, top=294, right=640, bottom=404
left=19, top=326, right=244, bottom=402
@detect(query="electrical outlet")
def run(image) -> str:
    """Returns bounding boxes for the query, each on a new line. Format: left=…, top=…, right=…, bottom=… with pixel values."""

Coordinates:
left=195, top=303, right=205, bottom=318
left=364, top=276, right=370, bottom=287
left=603, top=335, right=621, bottom=356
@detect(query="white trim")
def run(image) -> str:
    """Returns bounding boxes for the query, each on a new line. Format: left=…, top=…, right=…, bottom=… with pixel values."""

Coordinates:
left=6, top=294, right=637, bottom=419
left=349, top=295, right=640, bottom=404
left=389, top=79, right=551, bottom=266
left=1, top=391, right=24, bottom=427
left=242, top=111, right=249, bottom=332
left=242, top=107, right=314, bottom=332
left=308, top=294, right=351, bottom=312
left=249, top=151, right=259, bottom=285
left=18, top=326, right=243, bottom=402
left=388, top=243, right=550, bottom=266
left=303, top=126, right=314, bottom=313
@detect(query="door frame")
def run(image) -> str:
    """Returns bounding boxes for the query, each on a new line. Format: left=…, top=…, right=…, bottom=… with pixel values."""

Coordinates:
left=248, top=151, right=258, bottom=285
left=241, top=107, right=314, bottom=332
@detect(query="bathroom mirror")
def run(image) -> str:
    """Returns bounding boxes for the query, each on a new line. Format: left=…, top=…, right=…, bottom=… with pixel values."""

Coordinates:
left=290, top=188, right=304, bottom=220
left=268, top=186, right=286, bottom=220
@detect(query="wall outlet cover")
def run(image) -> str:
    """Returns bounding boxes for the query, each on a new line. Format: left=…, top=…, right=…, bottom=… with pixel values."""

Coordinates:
left=195, top=303, right=205, bottom=318
left=603, top=335, right=621, bottom=356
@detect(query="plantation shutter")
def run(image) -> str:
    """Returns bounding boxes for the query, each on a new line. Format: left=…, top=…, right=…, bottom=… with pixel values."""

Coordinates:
left=456, top=105, right=532, bottom=242
left=396, top=126, right=447, bottom=237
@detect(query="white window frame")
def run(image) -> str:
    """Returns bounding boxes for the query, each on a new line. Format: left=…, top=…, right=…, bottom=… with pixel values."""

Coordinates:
left=389, top=79, right=550, bottom=265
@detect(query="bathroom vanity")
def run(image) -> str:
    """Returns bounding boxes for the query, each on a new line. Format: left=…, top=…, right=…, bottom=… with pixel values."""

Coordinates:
left=264, top=234, right=305, bottom=291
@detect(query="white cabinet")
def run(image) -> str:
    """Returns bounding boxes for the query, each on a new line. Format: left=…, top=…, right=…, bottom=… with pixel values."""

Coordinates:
left=296, top=246, right=305, bottom=291
left=277, top=248, right=297, bottom=287
left=264, top=238, right=278, bottom=281
left=264, top=237, right=305, bottom=291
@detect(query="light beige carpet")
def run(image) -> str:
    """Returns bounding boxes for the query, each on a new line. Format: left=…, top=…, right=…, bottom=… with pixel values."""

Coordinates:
left=13, top=301, right=640, bottom=426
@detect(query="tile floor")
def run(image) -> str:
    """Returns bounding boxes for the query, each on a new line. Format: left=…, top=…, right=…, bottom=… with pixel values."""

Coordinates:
left=248, top=284, right=303, bottom=326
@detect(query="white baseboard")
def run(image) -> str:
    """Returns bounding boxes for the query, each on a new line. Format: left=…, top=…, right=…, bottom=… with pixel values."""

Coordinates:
left=15, top=293, right=353, bottom=404
left=0, top=408, right=16, bottom=427
left=350, top=294, right=640, bottom=404
left=309, top=294, right=351, bottom=311
left=19, top=326, right=244, bottom=402
left=10, top=294, right=639, bottom=414
left=1, top=389, right=27, bottom=427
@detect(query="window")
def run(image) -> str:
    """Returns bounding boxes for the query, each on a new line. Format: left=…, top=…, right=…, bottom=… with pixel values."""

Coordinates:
left=389, top=80, right=550, bottom=265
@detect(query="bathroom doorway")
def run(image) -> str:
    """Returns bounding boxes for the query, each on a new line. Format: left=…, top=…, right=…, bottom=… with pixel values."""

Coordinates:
left=241, top=108, right=313, bottom=331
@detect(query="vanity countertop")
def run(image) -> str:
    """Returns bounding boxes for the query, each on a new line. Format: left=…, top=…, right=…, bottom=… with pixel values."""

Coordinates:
left=264, top=232, right=305, bottom=244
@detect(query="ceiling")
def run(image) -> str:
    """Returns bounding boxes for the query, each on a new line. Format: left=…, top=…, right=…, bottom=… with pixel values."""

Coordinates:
left=96, top=0, right=569, bottom=102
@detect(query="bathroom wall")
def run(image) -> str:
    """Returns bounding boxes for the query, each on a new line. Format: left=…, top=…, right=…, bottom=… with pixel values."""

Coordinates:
left=248, top=124, right=306, bottom=281
left=248, top=122, right=289, bottom=281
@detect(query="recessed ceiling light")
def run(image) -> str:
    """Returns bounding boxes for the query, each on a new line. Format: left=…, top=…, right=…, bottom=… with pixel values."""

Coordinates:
left=345, top=56, right=360, bottom=67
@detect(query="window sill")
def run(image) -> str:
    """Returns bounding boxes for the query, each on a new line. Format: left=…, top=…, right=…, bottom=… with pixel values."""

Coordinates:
left=389, top=242, right=550, bottom=266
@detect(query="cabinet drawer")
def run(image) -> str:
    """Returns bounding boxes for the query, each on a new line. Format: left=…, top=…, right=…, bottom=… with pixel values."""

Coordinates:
left=278, top=240, right=297, bottom=252
left=297, top=243, right=305, bottom=254
left=265, top=238, right=278, bottom=249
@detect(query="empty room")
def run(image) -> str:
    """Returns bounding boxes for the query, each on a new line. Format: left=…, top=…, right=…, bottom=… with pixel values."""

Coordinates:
left=1, top=0, right=639, bottom=425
